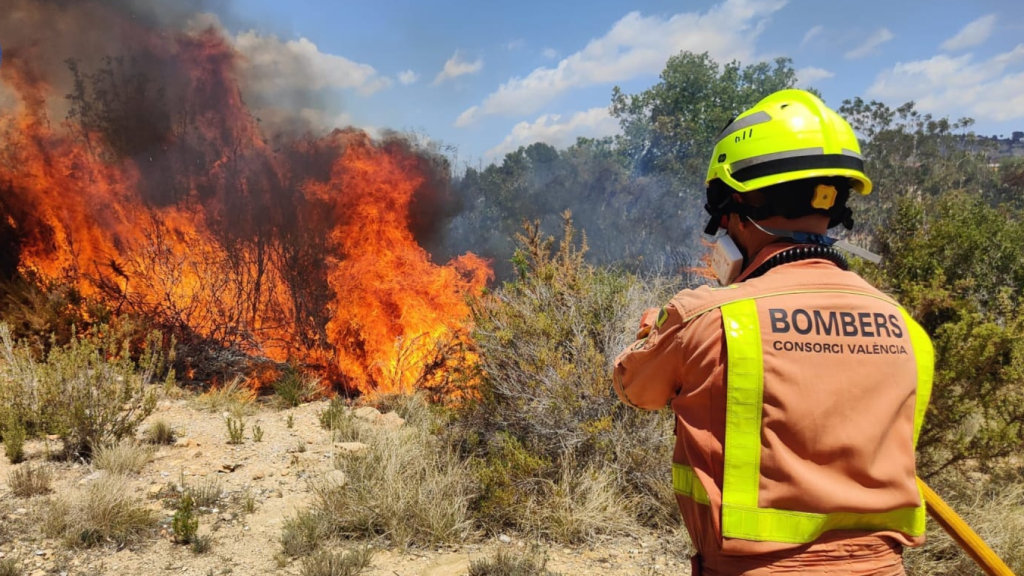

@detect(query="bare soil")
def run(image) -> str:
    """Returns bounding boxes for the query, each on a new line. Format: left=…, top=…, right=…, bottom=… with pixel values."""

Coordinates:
left=0, top=397, right=692, bottom=576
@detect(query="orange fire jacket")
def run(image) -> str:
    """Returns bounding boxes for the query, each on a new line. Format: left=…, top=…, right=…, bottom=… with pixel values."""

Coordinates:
left=613, top=243, right=932, bottom=575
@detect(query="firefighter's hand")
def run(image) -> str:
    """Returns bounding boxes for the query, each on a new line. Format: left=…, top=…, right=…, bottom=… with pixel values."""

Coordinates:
left=636, top=307, right=661, bottom=339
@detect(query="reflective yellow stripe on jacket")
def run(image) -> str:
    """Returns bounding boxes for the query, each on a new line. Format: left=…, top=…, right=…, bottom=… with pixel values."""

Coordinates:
left=672, top=298, right=934, bottom=544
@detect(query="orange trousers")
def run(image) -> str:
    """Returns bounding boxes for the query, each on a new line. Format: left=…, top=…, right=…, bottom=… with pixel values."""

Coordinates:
left=693, top=537, right=906, bottom=576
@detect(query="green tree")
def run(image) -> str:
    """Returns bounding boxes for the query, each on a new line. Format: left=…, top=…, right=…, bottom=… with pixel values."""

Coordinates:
left=859, top=191, right=1024, bottom=478
left=837, top=98, right=997, bottom=232
left=611, top=52, right=799, bottom=183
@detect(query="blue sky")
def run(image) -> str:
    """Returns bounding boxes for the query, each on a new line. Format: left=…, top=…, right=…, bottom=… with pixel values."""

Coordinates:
left=216, top=0, right=1024, bottom=167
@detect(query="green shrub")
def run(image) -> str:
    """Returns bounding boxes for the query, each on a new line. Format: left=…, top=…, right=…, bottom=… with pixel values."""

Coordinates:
left=299, top=547, right=374, bottom=576
left=173, top=492, right=200, bottom=544
left=859, top=192, right=1024, bottom=478
left=252, top=422, right=264, bottom=443
left=2, top=418, right=26, bottom=464
left=460, top=217, right=678, bottom=530
left=0, top=322, right=169, bottom=459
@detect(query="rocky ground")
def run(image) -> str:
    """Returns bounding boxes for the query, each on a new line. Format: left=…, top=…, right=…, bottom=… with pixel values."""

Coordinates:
left=0, top=395, right=693, bottom=576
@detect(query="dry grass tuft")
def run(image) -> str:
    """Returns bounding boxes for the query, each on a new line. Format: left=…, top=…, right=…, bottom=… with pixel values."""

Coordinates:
left=281, top=509, right=334, bottom=558
left=143, top=420, right=175, bottom=445
left=905, top=475, right=1024, bottom=575
left=93, top=441, right=153, bottom=475
left=317, top=426, right=472, bottom=546
left=46, top=474, right=156, bottom=547
left=0, top=557, right=21, bottom=576
left=521, top=459, right=639, bottom=544
left=468, top=548, right=562, bottom=576
left=287, top=422, right=472, bottom=553
left=299, top=546, right=374, bottom=576
left=7, top=463, right=53, bottom=498
left=194, top=377, right=256, bottom=415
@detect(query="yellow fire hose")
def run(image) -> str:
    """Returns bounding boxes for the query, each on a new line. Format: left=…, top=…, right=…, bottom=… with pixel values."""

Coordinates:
left=918, top=477, right=1016, bottom=576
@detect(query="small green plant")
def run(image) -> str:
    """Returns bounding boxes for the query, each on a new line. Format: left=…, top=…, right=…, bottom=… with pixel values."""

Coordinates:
left=299, top=547, right=374, bottom=576
left=286, top=414, right=295, bottom=429
left=93, top=440, right=153, bottom=475
left=273, top=367, right=310, bottom=408
left=143, top=420, right=176, bottom=445
left=2, top=418, right=27, bottom=464
left=240, top=487, right=257, bottom=514
left=252, top=422, right=264, bottom=443
left=191, top=534, right=212, bottom=554
left=318, top=399, right=361, bottom=442
left=226, top=416, right=245, bottom=445
left=172, top=493, right=199, bottom=544
left=8, top=462, right=53, bottom=497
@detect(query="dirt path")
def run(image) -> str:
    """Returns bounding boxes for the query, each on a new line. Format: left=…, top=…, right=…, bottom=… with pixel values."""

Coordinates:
left=0, top=397, right=692, bottom=576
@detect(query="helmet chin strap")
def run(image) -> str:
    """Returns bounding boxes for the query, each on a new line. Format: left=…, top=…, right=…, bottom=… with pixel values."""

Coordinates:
left=745, top=217, right=883, bottom=264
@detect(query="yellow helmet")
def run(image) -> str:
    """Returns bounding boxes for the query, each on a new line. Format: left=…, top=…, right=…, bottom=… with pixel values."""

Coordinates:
left=704, top=88, right=872, bottom=231
left=706, top=89, right=872, bottom=195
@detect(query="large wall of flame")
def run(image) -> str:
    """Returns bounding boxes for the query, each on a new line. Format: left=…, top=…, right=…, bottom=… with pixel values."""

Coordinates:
left=0, top=0, right=492, bottom=394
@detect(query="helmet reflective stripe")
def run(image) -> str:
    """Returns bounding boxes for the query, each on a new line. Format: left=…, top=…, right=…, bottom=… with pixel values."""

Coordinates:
left=671, top=295, right=933, bottom=545
left=729, top=147, right=825, bottom=172
left=732, top=153, right=865, bottom=184
left=718, top=111, right=773, bottom=143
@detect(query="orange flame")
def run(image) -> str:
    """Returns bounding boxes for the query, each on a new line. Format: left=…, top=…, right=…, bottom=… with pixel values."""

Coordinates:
left=0, top=24, right=491, bottom=395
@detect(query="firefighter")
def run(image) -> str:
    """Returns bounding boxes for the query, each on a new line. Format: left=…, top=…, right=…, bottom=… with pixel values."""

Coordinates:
left=613, top=89, right=933, bottom=576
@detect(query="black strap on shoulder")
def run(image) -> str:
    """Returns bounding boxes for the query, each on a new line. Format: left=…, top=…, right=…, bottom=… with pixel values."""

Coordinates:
left=743, top=245, right=849, bottom=281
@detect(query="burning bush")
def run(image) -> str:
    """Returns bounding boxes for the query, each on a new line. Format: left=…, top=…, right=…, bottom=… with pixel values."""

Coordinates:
left=0, top=1, right=491, bottom=397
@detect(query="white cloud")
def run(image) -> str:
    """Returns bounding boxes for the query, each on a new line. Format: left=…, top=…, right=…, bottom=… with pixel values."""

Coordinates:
left=455, top=0, right=787, bottom=127
left=506, top=39, right=526, bottom=51
left=485, top=107, right=621, bottom=159
left=844, top=28, right=895, bottom=60
left=398, top=70, right=420, bottom=85
left=795, top=66, right=835, bottom=86
left=941, top=14, right=997, bottom=52
left=867, top=44, right=1024, bottom=121
left=233, top=30, right=392, bottom=96
left=542, top=48, right=559, bottom=59
left=433, top=51, right=484, bottom=86
left=801, top=25, right=823, bottom=47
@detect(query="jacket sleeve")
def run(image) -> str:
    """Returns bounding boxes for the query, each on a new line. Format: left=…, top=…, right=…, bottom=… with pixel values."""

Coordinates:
left=612, top=301, right=687, bottom=410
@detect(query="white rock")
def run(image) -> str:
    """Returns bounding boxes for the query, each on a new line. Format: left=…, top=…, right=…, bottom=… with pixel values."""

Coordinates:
left=498, top=534, right=512, bottom=544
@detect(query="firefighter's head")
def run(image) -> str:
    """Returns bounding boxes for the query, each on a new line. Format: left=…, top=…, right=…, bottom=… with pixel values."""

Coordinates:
left=703, top=89, right=871, bottom=244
